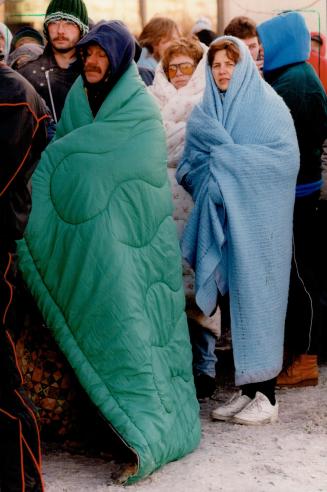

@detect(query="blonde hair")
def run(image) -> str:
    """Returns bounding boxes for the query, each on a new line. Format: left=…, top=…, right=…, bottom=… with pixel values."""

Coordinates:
left=138, top=17, right=180, bottom=53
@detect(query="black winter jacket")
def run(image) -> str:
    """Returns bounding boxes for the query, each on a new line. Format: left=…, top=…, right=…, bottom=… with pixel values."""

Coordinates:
left=17, top=45, right=81, bottom=121
left=0, top=66, right=48, bottom=243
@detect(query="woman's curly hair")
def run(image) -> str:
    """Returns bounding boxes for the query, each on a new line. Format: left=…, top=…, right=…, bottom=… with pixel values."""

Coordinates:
left=162, top=37, right=204, bottom=79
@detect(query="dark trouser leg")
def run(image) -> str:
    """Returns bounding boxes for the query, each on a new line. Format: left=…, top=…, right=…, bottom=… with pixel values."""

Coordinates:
left=241, top=378, right=276, bottom=405
left=284, top=192, right=320, bottom=359
left=219, top=293, right=230, bottom=333
left=0, top=248, right=44, bottom=492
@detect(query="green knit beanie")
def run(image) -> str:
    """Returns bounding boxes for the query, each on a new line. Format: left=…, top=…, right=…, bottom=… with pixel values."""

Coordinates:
left=44, top=0, right=89, bottom=36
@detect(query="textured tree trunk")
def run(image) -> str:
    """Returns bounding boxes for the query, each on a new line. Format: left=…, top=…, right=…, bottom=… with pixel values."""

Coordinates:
left=217, top=0, right=225, bottom=35
left=139, top=0, right=147, bottom=29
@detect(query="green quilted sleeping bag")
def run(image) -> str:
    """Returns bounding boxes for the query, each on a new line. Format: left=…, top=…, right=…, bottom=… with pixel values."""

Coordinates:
left=17, top=63, right=201, bottom=482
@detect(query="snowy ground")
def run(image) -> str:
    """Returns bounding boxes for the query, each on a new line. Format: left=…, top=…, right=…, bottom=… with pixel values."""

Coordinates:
left=43, top=365, right=327, bottom=492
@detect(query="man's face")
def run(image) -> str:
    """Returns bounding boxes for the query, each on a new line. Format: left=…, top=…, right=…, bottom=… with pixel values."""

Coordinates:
left=243, top=36, right=260, bottom=61
left=84, top=44, right=110, bottom=84
left=47, top=20, right=81, bottom=53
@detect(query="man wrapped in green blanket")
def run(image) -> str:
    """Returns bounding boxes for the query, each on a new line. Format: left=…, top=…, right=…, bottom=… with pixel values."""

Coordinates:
left=18, top=20, right=200, bottom=483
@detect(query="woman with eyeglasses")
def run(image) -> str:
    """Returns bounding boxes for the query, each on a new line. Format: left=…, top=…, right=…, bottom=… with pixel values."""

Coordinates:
left=149, top=38, right=221, bottom=401
left=176, top=37, right=300, bottom=423
left=149, top=37, right=205, bottom=167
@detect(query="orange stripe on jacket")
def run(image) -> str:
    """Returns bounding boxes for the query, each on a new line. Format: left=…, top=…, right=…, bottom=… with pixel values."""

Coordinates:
left=0, top=102, right=49, bottom=197
left=1, top=253, right=13, bottom=326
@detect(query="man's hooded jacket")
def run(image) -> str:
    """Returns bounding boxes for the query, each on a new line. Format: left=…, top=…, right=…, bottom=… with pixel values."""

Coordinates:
left=18, top=21, right=200, bottom=482
left=77, top=20, right=136, bottom=115
left=77, top=21, right=154, bottom=117
left=258, top=12, right=327, bottom=189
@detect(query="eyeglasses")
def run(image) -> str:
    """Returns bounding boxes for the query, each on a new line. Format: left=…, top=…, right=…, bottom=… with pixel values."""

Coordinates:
left=168, top=62, right=195, bottom=79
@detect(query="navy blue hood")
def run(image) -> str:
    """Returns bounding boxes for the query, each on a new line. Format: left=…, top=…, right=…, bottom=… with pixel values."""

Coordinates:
left=77, top=20, right=135, bottom=81
left=257, top=11, right=310, bottom=73
left=77, top=20, right=135, bottom=115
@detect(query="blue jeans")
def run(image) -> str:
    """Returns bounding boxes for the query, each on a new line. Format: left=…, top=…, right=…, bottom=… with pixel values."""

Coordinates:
left=189, top=324, right=217, bottom=378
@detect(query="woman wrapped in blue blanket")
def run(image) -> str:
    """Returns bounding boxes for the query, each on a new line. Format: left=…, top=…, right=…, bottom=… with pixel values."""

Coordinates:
left=176, top=37, right=300, bottom=424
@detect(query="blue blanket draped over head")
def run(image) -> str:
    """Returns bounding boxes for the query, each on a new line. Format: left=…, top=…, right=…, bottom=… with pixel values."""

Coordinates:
left=176, top=36, right=300, bottom=385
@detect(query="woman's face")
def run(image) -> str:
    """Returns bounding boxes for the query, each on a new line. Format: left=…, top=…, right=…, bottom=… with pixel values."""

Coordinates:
left=211, top=49, right=236, bottom=91
left=168, top=54, right=195, bottom=89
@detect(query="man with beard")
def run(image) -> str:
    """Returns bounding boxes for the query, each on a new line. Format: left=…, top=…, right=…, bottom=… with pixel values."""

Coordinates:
left=18, top=0, right=89, bottom=122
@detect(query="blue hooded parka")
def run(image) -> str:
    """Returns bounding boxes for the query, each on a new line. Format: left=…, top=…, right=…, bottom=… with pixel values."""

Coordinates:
left=258, top=11, right=327, bottom=190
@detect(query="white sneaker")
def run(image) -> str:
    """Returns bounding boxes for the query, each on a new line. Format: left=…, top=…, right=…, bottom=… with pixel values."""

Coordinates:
left=211, top=392, right=252, bottom=421
left=232, top=391, right=278, bottom=425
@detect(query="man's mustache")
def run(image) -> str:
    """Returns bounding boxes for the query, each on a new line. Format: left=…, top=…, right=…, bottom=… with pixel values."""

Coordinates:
left=84, top=65, right=102, bottom=73
left=53, top=36, right=69, bottom=42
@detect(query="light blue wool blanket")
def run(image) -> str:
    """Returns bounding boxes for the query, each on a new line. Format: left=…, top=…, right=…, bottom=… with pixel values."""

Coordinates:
left=176, top=36, right=300, bottom=385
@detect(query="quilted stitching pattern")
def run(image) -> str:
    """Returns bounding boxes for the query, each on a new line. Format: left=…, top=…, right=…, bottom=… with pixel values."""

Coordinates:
left=18, top=65, right=201, bottom=482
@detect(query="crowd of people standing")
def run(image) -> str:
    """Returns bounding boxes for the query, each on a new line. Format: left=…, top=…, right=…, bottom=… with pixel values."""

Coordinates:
left=1, top=1, right=327, bottom=489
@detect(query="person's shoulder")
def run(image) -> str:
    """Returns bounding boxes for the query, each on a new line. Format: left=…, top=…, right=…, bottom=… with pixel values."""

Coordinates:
left=282, top=61, right=319, bottom=81
left=270, top=63, right=309, bottom=92
left=138, top=66, right=154, bottom=86
left=302, top=62, right=327, bottom=89
left=17, top=51, right=50, bottom=77
left=0, top=66, right=45, bottom=108
left=284, top=62, right=327, bottom=99
left=0, top=65, right=29, bottom=90
left=272, top=63, right=327, bottom=118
